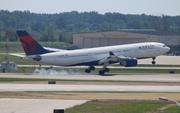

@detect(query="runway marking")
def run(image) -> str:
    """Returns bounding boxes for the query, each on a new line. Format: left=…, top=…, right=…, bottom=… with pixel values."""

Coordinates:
left=117, top=88, right=123, bottom=92
left=65, top=89, right=72, bottom=91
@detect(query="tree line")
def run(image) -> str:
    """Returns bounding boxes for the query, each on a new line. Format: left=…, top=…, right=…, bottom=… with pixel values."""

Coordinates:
left=0, top=10, right=180, bottom=43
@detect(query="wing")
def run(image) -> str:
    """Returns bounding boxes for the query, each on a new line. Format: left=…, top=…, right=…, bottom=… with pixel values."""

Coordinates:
left=98, top=51, right=125, bottom=64
left=98, top=51, right=137, bottom=67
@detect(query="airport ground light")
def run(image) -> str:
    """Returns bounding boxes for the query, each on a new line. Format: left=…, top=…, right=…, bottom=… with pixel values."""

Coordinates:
left=159, top=97, right=180, bottom=107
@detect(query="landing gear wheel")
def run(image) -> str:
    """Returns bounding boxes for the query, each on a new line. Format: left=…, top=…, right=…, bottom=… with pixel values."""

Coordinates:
left=89, top=66, right=95, bottom=70
left=99, top=70, right=105, bottom=75
left=152, top=61, right=156, bottom=65
left=85, top=69, right=91, bottom=73
left=105, top=68, right=109, bottom=72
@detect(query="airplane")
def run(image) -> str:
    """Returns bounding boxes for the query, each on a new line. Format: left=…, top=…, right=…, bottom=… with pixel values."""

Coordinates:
left=14, top=30, right=170, bottom=75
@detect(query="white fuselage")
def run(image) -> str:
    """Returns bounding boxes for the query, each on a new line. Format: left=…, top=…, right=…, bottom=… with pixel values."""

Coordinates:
left=37, top=42, right=170, bottom=66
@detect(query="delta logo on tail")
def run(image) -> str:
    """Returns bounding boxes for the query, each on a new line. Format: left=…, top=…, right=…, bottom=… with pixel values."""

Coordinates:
left=17, top=30, right=50, bottom=55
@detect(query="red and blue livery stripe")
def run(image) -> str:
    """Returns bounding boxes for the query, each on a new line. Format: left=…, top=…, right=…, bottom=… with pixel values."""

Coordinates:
left=17, top=30, right=50, bottom=55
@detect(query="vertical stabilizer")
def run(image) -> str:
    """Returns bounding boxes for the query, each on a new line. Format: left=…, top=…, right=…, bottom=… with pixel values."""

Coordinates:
left=17, top=30, right=49, bottom=55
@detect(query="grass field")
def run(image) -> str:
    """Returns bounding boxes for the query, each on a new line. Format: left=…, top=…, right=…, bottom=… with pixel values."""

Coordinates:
left=0, top=91, right=179, bottom=113
left=65, top=99, right=180, bottom=113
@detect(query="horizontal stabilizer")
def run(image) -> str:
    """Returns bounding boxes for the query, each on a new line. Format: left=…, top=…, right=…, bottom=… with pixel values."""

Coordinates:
left=10, top=53, right=25, bottom=58
left=43, top=47, right=68, bottom=52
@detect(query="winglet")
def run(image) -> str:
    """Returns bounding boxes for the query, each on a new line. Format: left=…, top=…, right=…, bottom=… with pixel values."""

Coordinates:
left=17, top=30, right=50, bottom=55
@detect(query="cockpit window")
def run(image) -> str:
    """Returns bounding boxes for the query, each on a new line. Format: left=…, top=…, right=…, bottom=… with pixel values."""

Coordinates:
left=163, top=45, right=167, bottom=47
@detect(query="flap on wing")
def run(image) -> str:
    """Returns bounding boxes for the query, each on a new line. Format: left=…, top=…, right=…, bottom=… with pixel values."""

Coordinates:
left=98, top=51, right=125, bottom=64
left=117, top=55, right=126, bottom=59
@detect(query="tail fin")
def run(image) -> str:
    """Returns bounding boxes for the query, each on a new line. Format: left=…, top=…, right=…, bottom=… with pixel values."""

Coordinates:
left=17, top=30, right=50, bottom=55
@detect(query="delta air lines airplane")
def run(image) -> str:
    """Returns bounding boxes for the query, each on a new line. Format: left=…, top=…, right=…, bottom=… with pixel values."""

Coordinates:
left=14, top=30, right=170, bottom=75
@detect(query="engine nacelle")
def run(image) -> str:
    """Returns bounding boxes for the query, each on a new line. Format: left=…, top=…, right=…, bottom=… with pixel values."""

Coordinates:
left=120, top=58, right=137, bottom=67
left=32, top=55, right=42, bottom=61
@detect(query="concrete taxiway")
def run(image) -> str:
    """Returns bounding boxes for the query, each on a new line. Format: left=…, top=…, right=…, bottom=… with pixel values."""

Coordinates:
left=0, top=98, right=88, bottom=113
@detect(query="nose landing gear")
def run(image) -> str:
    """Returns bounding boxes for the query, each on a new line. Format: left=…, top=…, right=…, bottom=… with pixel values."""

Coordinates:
left=152, top=57, right=156, bottom=65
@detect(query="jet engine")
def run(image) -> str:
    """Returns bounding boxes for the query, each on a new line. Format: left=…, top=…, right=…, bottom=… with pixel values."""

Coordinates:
left=32, top=55, right=42, bottom=61
left=119, top=58, right=137, bottom=67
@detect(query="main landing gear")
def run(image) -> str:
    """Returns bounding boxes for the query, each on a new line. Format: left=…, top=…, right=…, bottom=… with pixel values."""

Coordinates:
left=99, top=68, right=109, bottom=75
left=85, top=65, right=110, bottom=75
left=152, top=57, right=156, bottom=65
left=85, top=66, right=95, bottom=73
left=98, top=62, right=110, bottom=75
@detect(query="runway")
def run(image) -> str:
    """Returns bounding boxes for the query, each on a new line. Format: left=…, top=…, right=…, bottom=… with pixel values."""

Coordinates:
left=0, top=74, right=180, bottom=92
left=0, top=73, right=180, bottom=113
left=0, top=84, right=180, bottom=92
left=0, top=73, right=180, bottom=82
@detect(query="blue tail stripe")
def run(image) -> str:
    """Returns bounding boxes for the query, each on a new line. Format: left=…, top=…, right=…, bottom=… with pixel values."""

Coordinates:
left=34, top=43, right=50, bottom=54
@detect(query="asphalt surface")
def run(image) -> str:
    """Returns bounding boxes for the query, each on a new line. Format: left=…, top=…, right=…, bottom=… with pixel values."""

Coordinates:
left=0, top=74, right=180, bottom=92
left=0, top=74, right=180, bottom=82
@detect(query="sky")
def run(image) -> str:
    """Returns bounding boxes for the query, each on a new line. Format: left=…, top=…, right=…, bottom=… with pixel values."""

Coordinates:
left=0, top=0, right=180, bottom=16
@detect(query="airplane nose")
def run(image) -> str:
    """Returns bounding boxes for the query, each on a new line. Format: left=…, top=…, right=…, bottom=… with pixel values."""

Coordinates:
left=165, top=46, right=170, bottom=53
left=167, top=47, right=170, bottom=51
